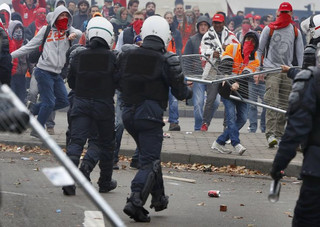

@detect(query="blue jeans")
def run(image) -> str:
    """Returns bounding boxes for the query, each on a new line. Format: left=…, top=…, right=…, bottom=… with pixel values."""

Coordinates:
left=192, top=82, right=220, bottom=130
left=113, top=90, right=139, bottom=164
left=168, top=88, right=179, bottom=124
left=33, top=68, right=69, bottom=127
left=11, top=74, right=26, bottom=103
left=248, top=81, right=266, bottom=132
left=217, top=98, right=248, bottom=147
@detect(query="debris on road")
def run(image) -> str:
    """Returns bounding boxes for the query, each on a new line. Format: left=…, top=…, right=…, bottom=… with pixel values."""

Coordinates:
left=163, top=175, right=196, bottom=183
left=220, top=204, right=227, bottom=212
left=208, top=190, right=220, bottom=197
left=233, top=216, right=243, bottom=219
left=197, top=202, right=205, bottom=206
left=56, top=209, right=61, bottom=213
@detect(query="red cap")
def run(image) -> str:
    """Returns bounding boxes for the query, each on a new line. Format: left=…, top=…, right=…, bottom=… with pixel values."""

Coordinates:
left=278, top=2, right=293, bottom=12
left=212, top=14, right=224, bottom=23
left=245, top=13, right=253, bottom=19
left=254, top=15, right=261, bottom=20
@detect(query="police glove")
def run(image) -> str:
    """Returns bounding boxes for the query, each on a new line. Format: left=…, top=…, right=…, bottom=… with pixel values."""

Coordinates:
left=270, top=166, right=284, bottom=181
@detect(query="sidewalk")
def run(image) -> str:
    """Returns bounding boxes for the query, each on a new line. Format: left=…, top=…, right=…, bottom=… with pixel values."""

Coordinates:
left=0, top=111, right=302, bottom=177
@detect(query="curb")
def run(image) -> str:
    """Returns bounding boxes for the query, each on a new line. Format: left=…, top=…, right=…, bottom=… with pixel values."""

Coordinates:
left=3, top=140, right=301, bottom=177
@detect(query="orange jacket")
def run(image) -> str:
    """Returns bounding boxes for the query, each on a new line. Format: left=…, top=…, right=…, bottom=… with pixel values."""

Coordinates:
left=221, top=43, right=259, bottom=74
left=167, top=38, right=176, bottom=53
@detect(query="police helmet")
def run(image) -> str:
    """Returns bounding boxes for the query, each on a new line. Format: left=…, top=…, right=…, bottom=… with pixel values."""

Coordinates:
left=140, top=15, right=171, bottom=46
left=309, top=14, right=320, bottom=39
left=86, top=17, right=114, bottom=46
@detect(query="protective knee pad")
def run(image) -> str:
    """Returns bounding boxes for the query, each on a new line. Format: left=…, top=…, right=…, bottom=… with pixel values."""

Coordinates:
left=68, top=155, right=80, bottom=167
left=140, top=160, right=161, bottom=204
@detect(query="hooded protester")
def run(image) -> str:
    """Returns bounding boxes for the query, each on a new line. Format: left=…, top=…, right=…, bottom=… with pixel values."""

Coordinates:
left=25, top=8, right=47, bottom=41
left=11, top=6, right=82, bottom=133
left=184, top=16, right=220, bottom=132
left=12, top=0, right=46, bottom=27
left=0, top=3, right=11, bottom=30
left=54, top=0, right=66, bottom=9
left=0, top=17, right=12, bottom=85
left=11, top=12, right=23, bottom=24
left=8, top=20, right=29, bottom=102
left=110, top=7, right=130, bottom=43
left=212, top=31, right=260, bottom=156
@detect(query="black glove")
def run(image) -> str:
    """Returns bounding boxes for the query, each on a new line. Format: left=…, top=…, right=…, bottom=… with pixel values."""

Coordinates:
left=270, top=166, right=284, bottom=181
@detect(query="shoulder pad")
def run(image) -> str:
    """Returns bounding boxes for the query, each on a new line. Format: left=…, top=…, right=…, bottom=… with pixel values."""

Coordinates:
left=164, top=52, right=179, bottom=65
left=294, top=69, right=312, bottom=81
left=69, top=45, right=87, bottom=59
left=121, top=44, right=138, bottom=53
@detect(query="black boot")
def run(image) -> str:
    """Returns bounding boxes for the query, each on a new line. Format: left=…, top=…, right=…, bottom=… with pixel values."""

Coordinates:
left=123, top=192, right=150, bottom=222
left=62, top=185, right=76, bottom=196
left=98, top=179, right=117, bottom=193
left=62, top=156, right=79, bottom=196
left=79, top=160, right=94, bottom=182
left=150, top=192, right=169, bottom=212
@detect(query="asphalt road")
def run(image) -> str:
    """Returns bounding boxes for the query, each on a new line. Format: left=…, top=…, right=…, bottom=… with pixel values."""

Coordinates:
left=1, top=151, right=300, bottom=227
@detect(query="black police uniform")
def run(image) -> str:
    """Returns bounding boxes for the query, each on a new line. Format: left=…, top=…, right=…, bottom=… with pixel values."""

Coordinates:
left=118, top=36, right=192, bottom=222
left=271, top=66, right=320, bottom=226
left=63, top=38, right=117, bottom=195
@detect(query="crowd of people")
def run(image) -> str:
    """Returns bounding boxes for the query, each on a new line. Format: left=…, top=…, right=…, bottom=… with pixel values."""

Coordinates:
left=1, top=0, right=320, bottom=224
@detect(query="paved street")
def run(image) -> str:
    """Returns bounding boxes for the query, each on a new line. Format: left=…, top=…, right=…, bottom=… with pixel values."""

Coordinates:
left=1, top=151, right=300, bottom=227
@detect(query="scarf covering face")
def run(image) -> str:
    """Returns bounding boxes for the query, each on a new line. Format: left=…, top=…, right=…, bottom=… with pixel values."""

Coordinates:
left=35, top=8, right=47, bottom=30
left=132, top=19, right=143, bottom=35
left=268, top=13, right=293, bottom=30
left=55, top=17, right=68, bottom=30
left=242, top=40, right=255, bottom=64
left=13, top=27, right=23, bottom=40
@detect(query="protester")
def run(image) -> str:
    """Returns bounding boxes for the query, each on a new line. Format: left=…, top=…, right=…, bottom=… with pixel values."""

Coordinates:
left=184, top=16, right=220, bottom=131
left=72, top=0, right=89, bottom=30
left=8, top=20, right=29, bottom=103
left=12, top=0, right=46, bottom=27
left=110, top=7, right=130, bottom=43
left=0, top=16, right=12, bottom=85
left=0, top=3, right=11, bottom=30
left=11, top=6, right=82, bottom=135
left=118, top=15, right=192, bottom=222
left=257, top=2, right=304, bottom=148
left=200, top=13, right=239, bottom=131
left=67, top=1, right=77, bottom=15
left=212, top=31, right=260, bottom=155
left=127, top=0, right=139, bottom=23
left=101, top=0, right=114, bottom=19
left=145, top=2, right=156, bottom=18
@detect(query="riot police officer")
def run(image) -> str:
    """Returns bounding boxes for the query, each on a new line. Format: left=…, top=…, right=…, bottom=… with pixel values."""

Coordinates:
left=117, top=15, right=192, bottom=222
left=271, top=45, right=320, bottom=226
left=62, top=17, right=117, bottom=195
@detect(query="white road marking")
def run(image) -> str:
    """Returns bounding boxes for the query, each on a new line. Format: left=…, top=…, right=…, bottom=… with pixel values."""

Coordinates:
left=83, top=211, right=105, bottom=227
left=1, top=191, right=28, bottom=196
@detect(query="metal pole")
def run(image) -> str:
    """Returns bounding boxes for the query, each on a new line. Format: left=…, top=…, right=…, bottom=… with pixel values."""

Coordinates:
left=0, top=85, right=126, bottom=227
left=229, top=95, right=287, bottom=114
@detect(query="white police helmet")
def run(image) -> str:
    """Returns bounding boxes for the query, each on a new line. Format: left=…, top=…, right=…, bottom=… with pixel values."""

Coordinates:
left=140, top=15, right=171, bottom=46
left=87, top=17, right=114, bottom=46
left=310, top=14, right=320, bottom=39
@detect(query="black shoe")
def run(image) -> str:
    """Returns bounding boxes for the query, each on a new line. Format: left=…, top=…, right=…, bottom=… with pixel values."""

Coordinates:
left=123, top=200, right=150, bottom=222
left=98, top=179, right=117, bottom=193
left=113, top=163, right=120, bottom=170
left=130, top=159, right=140, bottom=169
left=79, top=162, right=92, bottom=182
left=30, top=130, right=40, bottom=138
left=169, top=123, right=181, bottom=131
left=150, top=195, right=169, bottom=212
left=62, top=185, right=76, bottom=196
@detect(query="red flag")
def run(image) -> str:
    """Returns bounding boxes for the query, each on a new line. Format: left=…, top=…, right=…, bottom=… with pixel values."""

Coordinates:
left=226, top=0, right=235, bottom=18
